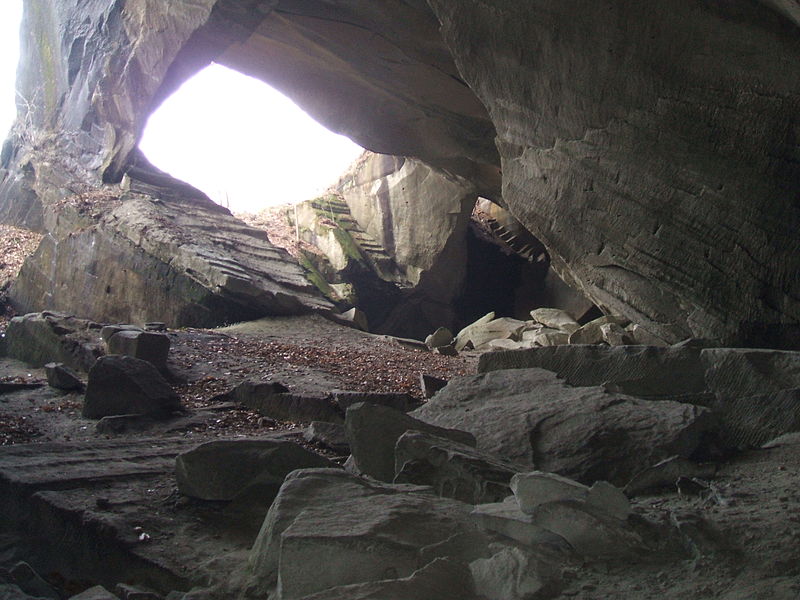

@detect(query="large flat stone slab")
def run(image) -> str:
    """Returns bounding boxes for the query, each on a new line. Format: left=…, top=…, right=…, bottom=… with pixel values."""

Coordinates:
left=412, top=368, right=715, bottom=486
left=0, top=438, right=257, bottom=597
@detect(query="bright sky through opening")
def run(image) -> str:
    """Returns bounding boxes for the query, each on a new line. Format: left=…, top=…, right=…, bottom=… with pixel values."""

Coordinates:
left=139, top=64, right=364, bottom=213
left=0, top=2, right=364, bottom=214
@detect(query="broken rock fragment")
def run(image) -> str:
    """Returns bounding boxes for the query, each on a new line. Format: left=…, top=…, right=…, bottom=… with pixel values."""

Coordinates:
left=248, top=469, right=477, bottom=599
left=412, top=368, right=714, bottom=485
left=529, top=308, right=580, bottom=334
left=175, top=438, right=332, bottom=502
left=44, top=362, right=83, bottom=391
left=345, top=402, right=476, bottom=482
left=106, top=329, right=170, bottom=371
left=303, top=421, right=350, bottom=454
left=394, top=430, right=523, bottom=504
left=82, top=355, right=180, bottom=419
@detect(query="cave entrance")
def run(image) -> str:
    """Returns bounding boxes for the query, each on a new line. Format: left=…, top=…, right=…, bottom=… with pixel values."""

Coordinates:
left=138, top=63, right=364, bottom=214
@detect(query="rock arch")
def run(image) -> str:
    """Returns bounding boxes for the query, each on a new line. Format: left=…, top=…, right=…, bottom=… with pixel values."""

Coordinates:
left=1, top=0, right=799, bottom=345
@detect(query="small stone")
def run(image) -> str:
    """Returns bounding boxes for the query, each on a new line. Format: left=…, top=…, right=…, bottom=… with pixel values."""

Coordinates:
left=44, top=362, right=83, bottom=391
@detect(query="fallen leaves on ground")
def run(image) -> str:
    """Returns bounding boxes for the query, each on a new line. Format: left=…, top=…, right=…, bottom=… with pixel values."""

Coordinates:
left=0, top=413, right=41, bottom=445
left=0, top=224, right=43, bottom=332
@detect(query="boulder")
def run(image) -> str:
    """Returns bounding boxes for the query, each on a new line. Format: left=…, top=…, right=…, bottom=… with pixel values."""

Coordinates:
left=625, top=324, right=670, bottom=346
left=345, top=402, right=476, bottom=482
left=393, top=431, right=524, bottom=504
left=454, top=312, right=495, bottom=351
left=82, top=355, right=180, bottom=419
left=95, top=414, right=157, bottom=435
left=484, top=339, right=537, bottom=351
left=248, top=469, right=477, bottom=599
left=425, top=327, right=454, bottom=349
left=44, top=362, right=83, bottom=391
left=106, top=330, right=170, bottom=371
left=529, top=308, right=580, bottom=334
left=4, top=312, right=104, bottom=372
left=568, top=316, right=631, bottom=345
left=468, top=317, right=528, bottom=350
left=11, top=195, right=335, bottom=329
left=412, top=368, right=715, bottom=486
left=510, top=472, right=590, bottom=514
left=230, top=381, right=342, bottom=424
left=303, top=421, right=350, bottom=454
left=332, top=391, right=415, bottom=412
left=471, top=496, right=562, bottom=548
left=175, top=439, right=332, bottom=502
left=477, top=344, right=709, bottom=402
left=526, top=499, right=645, bottom=559
left=100, top=325, right=141, bottom=344
left=290, top=558, right=479, bottom=600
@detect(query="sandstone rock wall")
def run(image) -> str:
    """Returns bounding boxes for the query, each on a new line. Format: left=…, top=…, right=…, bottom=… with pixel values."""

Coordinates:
left=1, top=0, right=799, bottom=345
left=426, top=0, right=800, bottom=346
left=334, top=152, right=477, bottom=297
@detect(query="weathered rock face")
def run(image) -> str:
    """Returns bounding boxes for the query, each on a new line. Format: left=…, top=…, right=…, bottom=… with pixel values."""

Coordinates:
left=335, top=152, right=476, bottom=292
left=9, top=178, right=333, bottom=327
left=412, top=368, right=715, bottom=486
left=427, top=0, right=800, bottom=347
left=2, top=0, right=799, bottom=346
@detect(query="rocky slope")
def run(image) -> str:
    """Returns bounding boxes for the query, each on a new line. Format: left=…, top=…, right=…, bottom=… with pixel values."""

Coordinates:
left=1, top=314, right=799, bottom=599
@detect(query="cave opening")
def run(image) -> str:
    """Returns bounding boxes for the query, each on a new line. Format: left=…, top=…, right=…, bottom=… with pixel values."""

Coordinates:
left=138, top=63, right=364, bottom=214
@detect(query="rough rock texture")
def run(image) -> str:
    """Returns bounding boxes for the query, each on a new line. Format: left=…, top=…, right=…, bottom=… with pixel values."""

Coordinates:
left=478, top=344, right=709, bottom=401
left=175, top=438, right=332, bottom=501
left=247, top=468, right=478, bottom=599
left=82, top=355, right=181, bottom=419
left=10, top=188, right=333, bottom=328
left=225, top=380, right=343, bottom=424
left=394, top=430, right=523, bottom=504
left=4, top=312, right=104, bottom=372
left=427, top=0, right=800, bottom=347
left=412, top=368, right=715, bottom=486
left=2, top=1, right=799, bottom=346
left=44, top=362, right=83, bottom=391
left=106, top=330, right=170, bottom=371
left=333, top=152, right=478, bottom=335
left=294, top=558, right=479, bottom=600
left=344, top=402, right=476, bottom=482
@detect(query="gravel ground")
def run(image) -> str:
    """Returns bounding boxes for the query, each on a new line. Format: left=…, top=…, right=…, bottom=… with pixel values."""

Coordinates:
left=0, top=313, right=476, bottom=445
